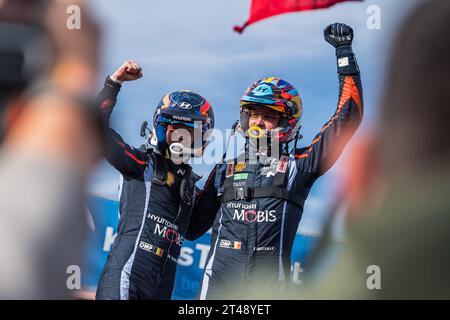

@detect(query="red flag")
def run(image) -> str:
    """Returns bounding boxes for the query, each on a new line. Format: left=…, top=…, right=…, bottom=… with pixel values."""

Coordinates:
left=234, top=0, right=362, bottom=33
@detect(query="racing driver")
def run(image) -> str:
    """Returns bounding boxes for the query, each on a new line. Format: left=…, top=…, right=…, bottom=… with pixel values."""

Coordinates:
left=95, top=60, right=215, bottom=300
left=186, top=23, right=364, bottom=299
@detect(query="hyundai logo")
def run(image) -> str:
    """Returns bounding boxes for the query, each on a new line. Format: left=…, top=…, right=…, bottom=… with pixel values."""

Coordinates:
left=178, top=102, right=192, bottom=109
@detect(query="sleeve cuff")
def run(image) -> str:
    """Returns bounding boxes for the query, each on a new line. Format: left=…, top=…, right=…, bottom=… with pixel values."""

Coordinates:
left=335, top=45, right=360, bottom=75
left=105, top=75, right=123, bottom=88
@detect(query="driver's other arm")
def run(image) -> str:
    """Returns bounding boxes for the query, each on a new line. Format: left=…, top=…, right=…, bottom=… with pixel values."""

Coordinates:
left=96, top=60, right=147, bottom=177
left=185, top=165, right=221, bottom=240
left=297, top=23, right=363, bottom=176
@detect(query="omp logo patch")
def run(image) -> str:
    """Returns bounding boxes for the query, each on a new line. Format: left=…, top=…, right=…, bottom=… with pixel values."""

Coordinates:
left=219, top=239, right=241, bottom=250
left=139, top=241, right=165, bottom=257
left=219, top=239, right=231, bottom=249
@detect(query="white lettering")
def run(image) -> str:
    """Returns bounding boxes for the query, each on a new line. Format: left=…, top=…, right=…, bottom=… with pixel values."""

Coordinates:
left=195, top=243, right=210, bottom=269
left=233, top=209, right=276, bottom=222
left=178, top=247, right=194, bottom=267
left=103, top=226, right=116, bottom=252
left=292, top=262, right=304, bottom=285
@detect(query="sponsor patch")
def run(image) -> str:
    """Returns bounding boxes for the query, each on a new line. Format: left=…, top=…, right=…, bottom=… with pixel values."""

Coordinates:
left=219, top=239, right=241, bottom=250
left=139, top=241, right=165, bottom=257
left=154, top=247, right=164, bottom=257
left=225, top=163, right=234, bottom=178
left=233, top=173, right=248, bottom=181
left=233, top=242, right=242, bottom=250
left=226, top=202, right=257, bottom=210
left=165, top=172, right=175, bottom=187
left=276, top=155, right=289, bottom=173
left=233, top=181, right=247, bottom=188
left=154, top=223, right=183, bottom=246
left=219, top=239, right=231, bottom=249
left=234, top=162, right=246, bottom=172
left=338, top=57, right=350, bottom=67
left=233, top=209, right=277, bottom=223
left=147, top=214, right=179, bottom=230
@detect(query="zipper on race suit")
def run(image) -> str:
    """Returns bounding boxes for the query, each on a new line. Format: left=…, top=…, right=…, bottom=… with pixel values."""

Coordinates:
left=155, top=204, right=182, bottom=288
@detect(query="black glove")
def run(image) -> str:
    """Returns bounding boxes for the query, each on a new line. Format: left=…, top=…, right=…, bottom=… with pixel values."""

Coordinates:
left=324, top=23, right=359, bottom=75
left=324, top=23, right=353, bottom=48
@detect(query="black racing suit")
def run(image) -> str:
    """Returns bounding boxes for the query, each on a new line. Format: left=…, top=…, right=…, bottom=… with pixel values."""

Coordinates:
left=95, top=77, right=200, bottom=300
left=187, top=47, right=363, bottom=299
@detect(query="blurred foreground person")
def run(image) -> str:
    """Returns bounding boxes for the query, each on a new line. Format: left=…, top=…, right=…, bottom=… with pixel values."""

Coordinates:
left=296, top=0, right=450, bottom=299
left=0, top=0, right=103, bottom=299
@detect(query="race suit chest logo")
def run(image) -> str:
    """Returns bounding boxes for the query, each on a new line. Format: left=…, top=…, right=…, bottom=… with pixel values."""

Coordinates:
left=227, top=202, right=277, bottom=223
left=147, top=214, right=184, bottom=246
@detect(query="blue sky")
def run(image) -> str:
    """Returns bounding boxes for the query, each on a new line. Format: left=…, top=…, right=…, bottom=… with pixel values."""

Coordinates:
left=87, top=0, right=420, bottom=237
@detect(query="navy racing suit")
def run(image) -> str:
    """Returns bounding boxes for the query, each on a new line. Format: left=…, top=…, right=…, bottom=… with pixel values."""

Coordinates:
left=187, top=46, right=364, bottom=299
left=95, top=77, right=200, bottom=300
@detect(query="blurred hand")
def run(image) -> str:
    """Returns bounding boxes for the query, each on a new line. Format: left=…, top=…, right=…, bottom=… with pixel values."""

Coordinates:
left=47, top=0, right=101, bottom=96
left=324, top=23, right=353, bottom=48
left=111, top=60, right=143, bottom=82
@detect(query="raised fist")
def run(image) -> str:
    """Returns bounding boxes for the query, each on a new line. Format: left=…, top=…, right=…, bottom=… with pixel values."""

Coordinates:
left=324, top=23, right=353, bottom=48
left=111, top=60, right=143, bottom=82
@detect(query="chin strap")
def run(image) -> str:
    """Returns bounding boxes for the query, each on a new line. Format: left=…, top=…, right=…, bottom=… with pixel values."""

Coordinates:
left=283, top=142, right=289, bottom=155
left=148, top=149, right=168, bottom=185
left=221, top=120, right=240, bottom=163
left=293, top=131, right=300, bottom=152
left=148, top=148, right=201, bottom=205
